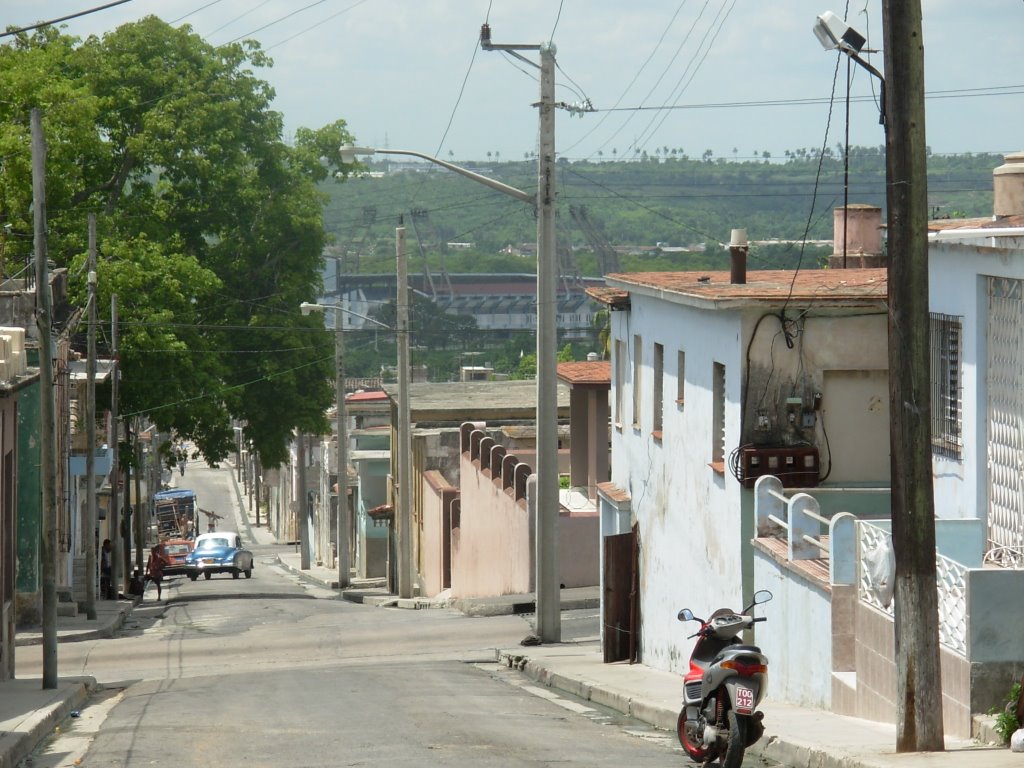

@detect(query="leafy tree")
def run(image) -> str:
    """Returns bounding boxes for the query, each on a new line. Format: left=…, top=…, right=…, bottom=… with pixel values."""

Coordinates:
left=0, top=18, right=354, bottom=467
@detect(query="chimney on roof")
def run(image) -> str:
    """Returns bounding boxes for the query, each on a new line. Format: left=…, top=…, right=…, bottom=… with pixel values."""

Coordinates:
left=729, top=228, right=747, bottom=285
left=829, top=204, right=884, bottom=269
left=993, top=152, right=1024, bottom=218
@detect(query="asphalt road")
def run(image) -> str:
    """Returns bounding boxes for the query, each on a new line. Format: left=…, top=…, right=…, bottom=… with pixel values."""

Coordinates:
left=15, top=462, right=773, bottom=767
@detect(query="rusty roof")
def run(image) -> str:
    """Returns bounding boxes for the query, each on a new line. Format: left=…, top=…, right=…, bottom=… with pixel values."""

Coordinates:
left=557, top=360, right=611, bottom=387
left=585, top=285, right=631, bottom=309
left=602, top=268, right=887, bottom=309
left=929, top=214, right=1024, bottom=231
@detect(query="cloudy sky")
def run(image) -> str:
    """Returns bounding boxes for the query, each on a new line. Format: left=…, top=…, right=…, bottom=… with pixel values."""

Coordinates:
left=9, top=1, right=1023, bottom=161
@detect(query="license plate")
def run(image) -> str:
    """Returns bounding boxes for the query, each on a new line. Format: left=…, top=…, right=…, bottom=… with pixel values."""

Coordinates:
left=203, top=558, right=216, bottom=564
left=734, top=685, right=755, bottom=713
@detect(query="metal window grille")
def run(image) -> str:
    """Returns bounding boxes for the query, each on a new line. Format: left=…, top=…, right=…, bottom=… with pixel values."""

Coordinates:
left=929, top=312, right=962, bottom=459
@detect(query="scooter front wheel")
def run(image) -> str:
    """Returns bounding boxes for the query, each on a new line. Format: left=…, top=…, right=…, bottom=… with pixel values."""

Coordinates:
left=676, top=707, right=710, bottom=763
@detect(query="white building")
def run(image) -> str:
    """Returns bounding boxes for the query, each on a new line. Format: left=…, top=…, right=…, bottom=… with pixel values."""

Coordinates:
left=591, top=246, right=891, bottom=673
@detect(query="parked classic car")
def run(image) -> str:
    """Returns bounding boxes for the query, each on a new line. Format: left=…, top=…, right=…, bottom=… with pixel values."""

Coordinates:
left=161, top=538, right=194, bottom=576
left=185, top=532, right=253, bottom=580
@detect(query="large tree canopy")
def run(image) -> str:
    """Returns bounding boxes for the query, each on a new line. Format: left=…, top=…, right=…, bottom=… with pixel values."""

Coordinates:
left=0, top=16, right=356, bottom=467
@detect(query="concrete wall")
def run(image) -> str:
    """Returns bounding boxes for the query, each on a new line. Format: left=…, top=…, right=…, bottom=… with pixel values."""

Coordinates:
left=452, top=451, right=533, bottom=598
left=419, top=470, right=457, bottom=597
left=753, top=543, right=833, bottom=708
left=557, top=508, right=599, bottom=588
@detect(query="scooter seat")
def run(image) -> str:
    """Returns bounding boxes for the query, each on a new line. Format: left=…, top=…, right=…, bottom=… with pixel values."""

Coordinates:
left=729, top=645, right=762, bottom=654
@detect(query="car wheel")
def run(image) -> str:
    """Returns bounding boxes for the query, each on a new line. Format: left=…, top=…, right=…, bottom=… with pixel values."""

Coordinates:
left=244, top=568, right=252, bottom=579
left=189, top=573, right=198, bottom=582
left=232, top=570, right=240, bottom=579
left=204, top=571, right=212, bottom=580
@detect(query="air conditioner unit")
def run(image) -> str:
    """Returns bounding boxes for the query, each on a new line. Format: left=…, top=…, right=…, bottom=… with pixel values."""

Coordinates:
left=739, top=445, right=820, bottom=488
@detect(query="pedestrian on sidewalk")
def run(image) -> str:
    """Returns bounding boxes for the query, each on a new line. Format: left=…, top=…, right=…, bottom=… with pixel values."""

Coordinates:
left=146, top=542, right=171, bottom=601
left=100, top=539, right=113, bottom=599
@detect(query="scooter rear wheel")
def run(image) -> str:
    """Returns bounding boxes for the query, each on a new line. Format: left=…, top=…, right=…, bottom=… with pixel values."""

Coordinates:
left=719, top=709, right=748, bottom=768
left=676, top=708, right=710, bottom=762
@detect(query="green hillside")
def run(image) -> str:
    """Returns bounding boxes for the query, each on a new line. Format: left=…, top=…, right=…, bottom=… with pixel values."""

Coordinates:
left=322, top=148, right=1001, bottom=275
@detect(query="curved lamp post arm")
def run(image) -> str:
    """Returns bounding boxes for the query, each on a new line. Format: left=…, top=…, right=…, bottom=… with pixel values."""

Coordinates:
left=340, top=145, right=534, bottom=205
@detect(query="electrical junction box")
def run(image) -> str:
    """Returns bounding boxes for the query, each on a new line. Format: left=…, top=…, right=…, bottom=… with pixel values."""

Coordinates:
left=739, top=446, right=820, bottom=488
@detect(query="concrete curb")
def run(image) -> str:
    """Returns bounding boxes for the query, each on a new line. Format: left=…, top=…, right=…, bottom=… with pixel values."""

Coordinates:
left=0, top=677, right=95, bottom=768
left=15, top=601, right=136, bottom=647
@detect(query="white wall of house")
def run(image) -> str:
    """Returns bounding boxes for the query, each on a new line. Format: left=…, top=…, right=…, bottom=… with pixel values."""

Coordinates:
left=928, top=240, right=1024, bottom=523
left=611, top=297, right=745, bottom=671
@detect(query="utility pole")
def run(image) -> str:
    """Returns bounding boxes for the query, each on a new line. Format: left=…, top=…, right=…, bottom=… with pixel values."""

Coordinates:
left=335, top=298, right=350, bottom=588
left=396, top=226, right=413, bottom=599
left=32, top=108, right=58, bottom=688
left=881, top=0, right=944, bottom=752
left=298, top=432, right=310, bottom=569
left=84, top=214, right=98, bottom=620
left=110, top=296, right=121, bottom=595
left=481, top=25, right=560, bottom=642
left=134, top=431, right=144, bottom=567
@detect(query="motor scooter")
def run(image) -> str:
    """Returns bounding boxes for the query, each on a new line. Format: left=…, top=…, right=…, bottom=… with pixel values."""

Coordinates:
left=676, top=589, right=772, bottom=768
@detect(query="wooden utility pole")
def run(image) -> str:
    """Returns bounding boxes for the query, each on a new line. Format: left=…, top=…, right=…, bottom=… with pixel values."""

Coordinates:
left=32, top=108, right=59, bottom=688
left=84, top=214, right=98, bottom=620
left=881, top=0, right=945, bottom=752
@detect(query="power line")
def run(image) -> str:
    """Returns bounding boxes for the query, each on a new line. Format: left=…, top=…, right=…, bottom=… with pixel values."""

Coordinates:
left=1, top=0, right=135, bottom=39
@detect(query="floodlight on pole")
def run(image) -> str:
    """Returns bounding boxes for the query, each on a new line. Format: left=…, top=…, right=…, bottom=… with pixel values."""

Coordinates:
left=814, top=10, right=886, bottom=126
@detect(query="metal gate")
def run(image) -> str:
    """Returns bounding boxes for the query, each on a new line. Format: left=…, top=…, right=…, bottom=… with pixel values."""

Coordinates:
left=986, top=276, right=1024, bottom=558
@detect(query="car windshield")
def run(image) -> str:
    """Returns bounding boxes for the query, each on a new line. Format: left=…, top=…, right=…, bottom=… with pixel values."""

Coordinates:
left=196, top=537, right=231, bottom=551
left=165, top=544, right=191, bottom=556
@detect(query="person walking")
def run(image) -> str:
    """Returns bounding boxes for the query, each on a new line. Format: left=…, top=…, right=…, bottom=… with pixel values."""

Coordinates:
left=100, top=539, right=113, bottom=599
left=146, top=542, right=171, bottom=601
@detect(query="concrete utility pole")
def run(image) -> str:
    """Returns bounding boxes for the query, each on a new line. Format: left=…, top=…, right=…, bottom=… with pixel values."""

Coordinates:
left=481, top=25, right=561, bottom=642
left=396, top=227, right=413, bottom=599
left=32, top=108, right=58, bottom=688
left=110, top=296, right=121, bottom=595
left=881, top=0, right=945, bottom=752
left=298, top=432, right=310, bottom=569
left=84, top=214, right=98, bottom=620
left=335, top=299, right=350, bottom=589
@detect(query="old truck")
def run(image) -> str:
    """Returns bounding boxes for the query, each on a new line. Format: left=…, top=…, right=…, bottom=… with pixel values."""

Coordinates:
left=153, top=489, right=198, bottom=540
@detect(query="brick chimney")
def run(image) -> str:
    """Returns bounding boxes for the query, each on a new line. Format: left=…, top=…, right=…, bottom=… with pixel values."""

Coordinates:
left=993, top=152, right=1024, bottom=218
left=828, top=204, right=884, bottom=269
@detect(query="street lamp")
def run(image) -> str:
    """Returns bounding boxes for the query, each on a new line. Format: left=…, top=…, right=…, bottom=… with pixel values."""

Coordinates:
left=814, top=10, right=886, bottom=126
left=301, top=300, right=390, bottom=589
left=339, top=31, right=562, bottom=641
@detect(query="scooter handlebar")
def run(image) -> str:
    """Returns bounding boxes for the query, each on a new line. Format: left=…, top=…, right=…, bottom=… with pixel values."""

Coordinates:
left=753, top=616, right=767, bottom=623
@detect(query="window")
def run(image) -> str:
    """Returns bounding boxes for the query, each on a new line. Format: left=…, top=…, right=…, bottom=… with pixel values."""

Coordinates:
left=929, top=312, right=962, bottom=458
left=632, top=334, right=643, bottom=427
left=712, top=362, right=726, bottom=469
left=676, top=350, right=686, bottom=407
left=614, top=338, right=627, bottom=427
left=653, top=343, right=664, bottom=437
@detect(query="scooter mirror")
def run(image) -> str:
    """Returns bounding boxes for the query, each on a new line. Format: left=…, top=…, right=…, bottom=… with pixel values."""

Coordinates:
left=752, top=589, right=773, bottom=604
left=677, top=608, right=694, bottom=622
